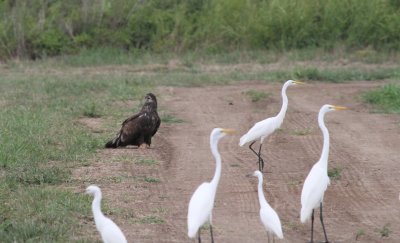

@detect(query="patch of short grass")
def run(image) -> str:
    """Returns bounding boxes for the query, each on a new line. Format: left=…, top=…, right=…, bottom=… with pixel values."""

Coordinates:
left=292, top=128, right=312, bottom=136
left=293, top=67, right=399, bottom=83
left=244, top=90, right=271, bottom=102
left=0, top=186, right=91, bottom=242
left=328, top=167, right=342, bottom=180
left=378, top=223, right=391, bottom=238
left=282, top=220, right=299, bottom=230
left=5, top=166, right=71, bottom=186
left=356, top=228, right=365, bottom=241
left=136, top=215, right=165, bottom=224
left=144, top=177, right=160, bottom=183
left=135, top=158, right=158, bottom=165
left=363, top=84, right=400, bottom=113
left=83, top=102, right=102, bottom=118
left=161, top=114, right=185, bottom=123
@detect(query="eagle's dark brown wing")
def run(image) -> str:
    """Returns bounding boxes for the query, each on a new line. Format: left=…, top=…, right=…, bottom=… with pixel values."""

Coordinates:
left=105, top=112, right=142, bottom=148
left=122, top=112, right=141, bottom=126
left=105, top=111, right=160, bottom=148
left=151, top=112, right=161, bottom=136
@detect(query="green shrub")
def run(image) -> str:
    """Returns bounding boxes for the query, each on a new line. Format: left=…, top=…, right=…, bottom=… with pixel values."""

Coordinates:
left=363, top=84, right=400, bottom=113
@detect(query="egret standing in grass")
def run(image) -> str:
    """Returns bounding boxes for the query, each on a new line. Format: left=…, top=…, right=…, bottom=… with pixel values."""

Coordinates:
left=86, top=185, right=128, bottom=243
left=250, top=170, right=283, bottom=242
left=239, top=80, right=304, bottom=171
left=187, top=128, right=235, bottom=242
left=300, top=104, right=347, bottom=243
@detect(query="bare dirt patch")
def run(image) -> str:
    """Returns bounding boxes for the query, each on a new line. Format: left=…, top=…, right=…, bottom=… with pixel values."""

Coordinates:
left=73, top=81, right=400, bottom=242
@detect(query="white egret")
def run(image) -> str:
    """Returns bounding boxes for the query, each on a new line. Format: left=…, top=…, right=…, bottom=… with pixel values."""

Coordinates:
left=187, top=128, right=236, bottom=242
left=239, top=80, right=304, bottom=171
left=300, top=104, right=347, bottom=243
left=250, top=170, right=283, bottom=242
left=86, top=185, right=128, bottom=243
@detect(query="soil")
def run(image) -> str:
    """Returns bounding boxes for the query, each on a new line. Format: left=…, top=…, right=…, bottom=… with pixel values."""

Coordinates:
left=74, top=81, right=400, bottom=243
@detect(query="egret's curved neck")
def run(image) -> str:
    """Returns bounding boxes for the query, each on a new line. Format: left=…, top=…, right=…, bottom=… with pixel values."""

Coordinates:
left=318, top=111, right=330, bottom=170
left=210, top=137, right=222, bottom=188
left=276, top=83, right=289, bottom=120
left=256, top=175, right=268, bottom=208
left=92, top=192, right=106, bottom=225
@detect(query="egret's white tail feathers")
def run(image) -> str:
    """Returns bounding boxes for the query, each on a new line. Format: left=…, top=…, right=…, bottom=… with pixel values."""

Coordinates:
left=188, top=225, right=198, bottom=239
left=300, top=206, right=312, bottom=223
left=276, top=227, right=284, bottom=239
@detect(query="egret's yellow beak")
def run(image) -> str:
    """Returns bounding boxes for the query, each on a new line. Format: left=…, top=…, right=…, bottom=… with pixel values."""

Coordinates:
left=293, top=80, right=305, bottom=85
left=332, top=105, right=348, bottom=110
left=221, top=128, right=236, bottom=135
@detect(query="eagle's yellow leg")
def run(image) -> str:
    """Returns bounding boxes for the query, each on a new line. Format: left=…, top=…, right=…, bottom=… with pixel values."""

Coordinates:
left=139, top=144, right=150, bottom=149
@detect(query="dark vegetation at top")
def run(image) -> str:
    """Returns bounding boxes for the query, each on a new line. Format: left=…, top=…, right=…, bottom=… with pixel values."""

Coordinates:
left=1, top=0, right=400, bottom=60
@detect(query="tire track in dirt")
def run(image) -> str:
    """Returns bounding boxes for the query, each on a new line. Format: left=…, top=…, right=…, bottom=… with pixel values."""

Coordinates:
left=159, top=85, right=272, bottom=242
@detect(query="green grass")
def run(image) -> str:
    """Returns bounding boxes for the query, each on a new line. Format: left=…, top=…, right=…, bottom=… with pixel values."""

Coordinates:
left=135, top=215, right=165, bottom=225
left=328, top=167, right=342, bottom=180
left=293, top=67, right=400, bottom=83
left=363, top=84, right=400, bottom=113
left=0, top=185, right=90, bottom=242
left=356, top=229, right=365, bottom=240
left=144, top=177, right=160, bottom=183
left=135, top=158, right=158, bottom=165
left=83, top=102, right=102, bottom=118
left=0, top=63, right=153, bottom=241
left=378, top=223, right=391, bottom=238
left=244, top=90, right=271, bottom=102
left=160, top=114, right=185, bottom=123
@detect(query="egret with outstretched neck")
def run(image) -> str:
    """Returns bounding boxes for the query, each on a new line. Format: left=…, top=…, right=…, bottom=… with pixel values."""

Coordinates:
left=86, top=185, right=128, bottom=243
left=187, top=128, right=235, bottom=243
left=239, top=80, right=304, bottom=171
left=251, top=170, right=283, bottom=242
left=300, top=104, right=347, bottom=243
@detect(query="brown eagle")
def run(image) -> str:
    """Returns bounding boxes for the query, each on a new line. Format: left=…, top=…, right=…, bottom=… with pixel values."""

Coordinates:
left=105, top=93, right=160, bottom=149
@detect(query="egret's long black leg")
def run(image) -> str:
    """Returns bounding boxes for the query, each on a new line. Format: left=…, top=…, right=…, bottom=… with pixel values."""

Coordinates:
left=198, top=228, right=201, bottom=243
left=249, top=141, right=259, bottom=157
left=210, top=225, right=214, bottom=243
left=320, top=202, right=329, bottom=243
left=249, top=141, right=264, bottom=171
left=310, top=209, right=315, bottom=243
left=267, top=232, right=270, bottom=243
left=258, top=143, right=264, bottom=171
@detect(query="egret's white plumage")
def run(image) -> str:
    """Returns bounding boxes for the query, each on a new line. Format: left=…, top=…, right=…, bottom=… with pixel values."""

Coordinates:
left=239, top=80, right=303, bottom=146
left=239, top=80, right=303, bottom=171
left=300, top=104, right=347, bottom=242
left=187, top=128, right=235, bottom=241
left=252, top=170, right=283, bottom=241
left=86, top=185, right=128, bottom=243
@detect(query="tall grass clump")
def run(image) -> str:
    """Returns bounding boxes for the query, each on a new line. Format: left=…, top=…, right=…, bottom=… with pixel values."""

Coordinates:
left=363, top=84, right=400, bottom=113
left=1, top=0, right=400, bottom=59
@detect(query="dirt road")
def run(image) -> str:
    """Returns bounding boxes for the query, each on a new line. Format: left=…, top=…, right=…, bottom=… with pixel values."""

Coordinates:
left=76, top=81, right=400, bottom=242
